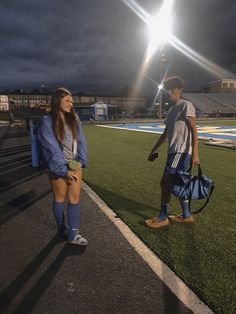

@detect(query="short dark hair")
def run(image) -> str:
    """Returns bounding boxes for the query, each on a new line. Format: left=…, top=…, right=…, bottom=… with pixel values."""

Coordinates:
left=164, top=76, right=185, bottom=90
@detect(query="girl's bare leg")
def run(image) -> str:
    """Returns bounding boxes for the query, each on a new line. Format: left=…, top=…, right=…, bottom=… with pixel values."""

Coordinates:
left=67, top=169, right=83, bottom=241
left=49, top=176, right=68, bottom=233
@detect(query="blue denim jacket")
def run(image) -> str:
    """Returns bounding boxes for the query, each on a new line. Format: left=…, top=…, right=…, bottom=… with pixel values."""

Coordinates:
left=37, top=114, right=88, bottom=177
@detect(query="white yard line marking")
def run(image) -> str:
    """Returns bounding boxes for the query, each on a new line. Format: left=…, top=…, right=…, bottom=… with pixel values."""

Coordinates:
left=82, top=181, right=213, bottom=314
left=96, top=124, right=236, bottom=140
left=201, top=132, right=236, bottom=136
left=96, top=124, right=163, bottom=134
left=197, top=127, right=236, bottom=132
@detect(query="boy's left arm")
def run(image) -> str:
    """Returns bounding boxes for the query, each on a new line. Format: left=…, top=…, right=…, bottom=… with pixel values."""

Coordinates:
left=187, top=117, right=200, bottom=166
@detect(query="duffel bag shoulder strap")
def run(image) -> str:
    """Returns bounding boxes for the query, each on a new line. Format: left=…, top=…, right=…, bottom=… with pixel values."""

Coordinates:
left=191, top=183, right=215, bottom=214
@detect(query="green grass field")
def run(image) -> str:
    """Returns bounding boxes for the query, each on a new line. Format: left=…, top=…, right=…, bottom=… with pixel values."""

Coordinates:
left=82, top=121, right=236, bottom=314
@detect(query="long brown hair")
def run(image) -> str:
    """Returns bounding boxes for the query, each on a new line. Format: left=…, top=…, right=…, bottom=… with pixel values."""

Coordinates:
left=50, top=87, right=78, bottom=142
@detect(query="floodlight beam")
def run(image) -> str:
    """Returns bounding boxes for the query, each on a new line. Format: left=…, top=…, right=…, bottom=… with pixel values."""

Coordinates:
left=146, top=0, right=174, bottom=60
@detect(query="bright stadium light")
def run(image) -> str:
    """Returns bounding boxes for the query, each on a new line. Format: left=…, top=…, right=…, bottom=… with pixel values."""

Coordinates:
left=146, top=0, right=174, bottom=118
left=122, top=0, right=235, bottom=109
left=146, top=0, right=174, bottom=60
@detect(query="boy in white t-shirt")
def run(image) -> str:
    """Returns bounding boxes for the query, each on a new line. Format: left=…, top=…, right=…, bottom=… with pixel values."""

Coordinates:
left=145, top=76, right=199, bottom=228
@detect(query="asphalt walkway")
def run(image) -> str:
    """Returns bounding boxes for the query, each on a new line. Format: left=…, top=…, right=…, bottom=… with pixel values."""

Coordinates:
left=0, top=124, right=194, bottom=314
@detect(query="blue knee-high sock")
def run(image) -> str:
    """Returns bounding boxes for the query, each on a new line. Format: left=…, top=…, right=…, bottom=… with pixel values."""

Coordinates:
left=179, top=199, right=191, bottom=218
left=67, top=203, right=80, bottom=240
left=52, top=201, right=65, bottom=230
left=158, top=204, right=169, bottom=221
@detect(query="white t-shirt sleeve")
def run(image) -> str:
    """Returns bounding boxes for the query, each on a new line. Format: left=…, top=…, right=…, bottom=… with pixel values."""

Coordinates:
left=185, top=101, right=196, bottom=118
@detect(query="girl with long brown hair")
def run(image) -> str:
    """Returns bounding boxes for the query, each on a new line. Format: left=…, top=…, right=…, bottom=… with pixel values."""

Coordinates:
left=37, top=87, right=88, bottom=245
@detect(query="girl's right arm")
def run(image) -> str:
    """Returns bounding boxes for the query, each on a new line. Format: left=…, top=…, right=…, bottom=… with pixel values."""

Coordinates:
left=37, top=116, right=68, bottom=177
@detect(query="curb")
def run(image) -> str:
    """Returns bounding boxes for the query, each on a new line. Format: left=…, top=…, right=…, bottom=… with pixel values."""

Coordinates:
left=82, top=181, right=213, bottom=314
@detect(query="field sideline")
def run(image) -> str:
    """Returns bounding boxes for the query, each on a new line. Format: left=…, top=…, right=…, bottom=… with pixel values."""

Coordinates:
left=82, top=120, right=236, bottom=314
left=97, top=122, right=236, bottom=141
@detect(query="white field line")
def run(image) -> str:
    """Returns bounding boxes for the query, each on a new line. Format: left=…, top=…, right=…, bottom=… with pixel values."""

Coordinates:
left=197, top=128, right=236, bottom=132
left=198, top=132, right=236, bottom=136
left=96, top=124, right=236, bottom=140
left=82, top=181, right=213, bottom=314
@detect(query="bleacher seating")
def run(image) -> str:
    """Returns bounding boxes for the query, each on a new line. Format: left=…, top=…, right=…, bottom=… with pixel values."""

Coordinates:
left=209, top=94, right=236, bottom=109
left=183, top=93, right=236, bottom=113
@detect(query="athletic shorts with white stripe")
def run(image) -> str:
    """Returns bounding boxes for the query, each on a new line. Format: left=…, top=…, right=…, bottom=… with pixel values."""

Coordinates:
left=164, top=153, right=191, bottom=174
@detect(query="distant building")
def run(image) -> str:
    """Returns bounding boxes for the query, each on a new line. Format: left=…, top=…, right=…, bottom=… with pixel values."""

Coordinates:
left=6, top=90, right=51, bottom=109
left=28, top=93, right=50, bottom=108
left=207, top=79, right=236, bottom=93
left=0, top=95, right=9, bottom=111
left=8, top=92, right=29, bottom=109
left=73, top=94, right=147, bottom=111
left=7, top=91, right=147, bottom=113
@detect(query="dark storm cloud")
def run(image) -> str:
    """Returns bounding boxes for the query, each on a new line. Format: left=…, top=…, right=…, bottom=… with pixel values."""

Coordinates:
left=0, top=0, right=235, bottom=94
left=0, top=0, right=141, bottom=92
left=173, top=1, right=236, bottom=66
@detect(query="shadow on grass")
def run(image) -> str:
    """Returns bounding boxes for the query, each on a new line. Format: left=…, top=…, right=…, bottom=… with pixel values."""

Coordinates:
left=86, top=181, right=212, bottom=310
left=0, top=235, right=87, bottom=313
left=84, top=181, right=158, bottom=222
left=181, top=224, right=204, bottom=298
left=151, top=223, right=210, bottom=311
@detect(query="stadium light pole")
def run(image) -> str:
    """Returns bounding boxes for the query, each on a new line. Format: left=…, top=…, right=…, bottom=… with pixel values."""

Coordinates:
left=159, top=53, right=165, bottom=118
left=146, top=0, right=174, bottom=119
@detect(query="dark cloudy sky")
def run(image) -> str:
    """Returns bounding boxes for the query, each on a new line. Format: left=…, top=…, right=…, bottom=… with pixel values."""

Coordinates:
left=0, top=0, right=235, bottom=95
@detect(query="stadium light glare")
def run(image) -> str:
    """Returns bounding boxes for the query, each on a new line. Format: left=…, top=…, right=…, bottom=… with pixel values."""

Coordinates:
left=122, top=0, right=234, bottom=103
left=146, top=0, right=174, bottom=60
left=171, top=34, right=235, bottom=78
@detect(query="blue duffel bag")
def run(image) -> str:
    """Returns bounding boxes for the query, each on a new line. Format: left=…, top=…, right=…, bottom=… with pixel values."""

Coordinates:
left=170, top=165, right=215, bottom=214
